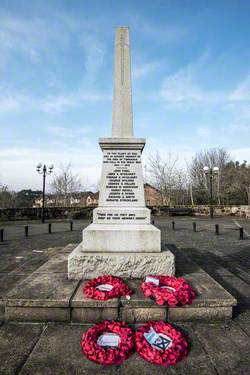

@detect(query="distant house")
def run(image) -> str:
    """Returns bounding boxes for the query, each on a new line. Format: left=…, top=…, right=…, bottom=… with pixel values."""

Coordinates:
left=33, top=195, right=58, bottom=207
left=144, top=183, right=163, bottom=206
left=33, top=185, right=162, bottom=208
left=33, top=192, right=99, bottom=208
left=70, top=192, right=99, bottom=207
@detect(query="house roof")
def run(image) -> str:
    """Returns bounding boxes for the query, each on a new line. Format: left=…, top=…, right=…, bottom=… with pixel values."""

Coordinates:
left=144, top=183, right=162, bottom=194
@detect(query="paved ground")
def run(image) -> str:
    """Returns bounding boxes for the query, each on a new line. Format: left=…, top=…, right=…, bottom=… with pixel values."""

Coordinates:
left=0, top=216, right=250, bottom=374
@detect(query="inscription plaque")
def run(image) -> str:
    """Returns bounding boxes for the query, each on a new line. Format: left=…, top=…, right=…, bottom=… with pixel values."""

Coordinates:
left=99, top=149, right=145, bottom=207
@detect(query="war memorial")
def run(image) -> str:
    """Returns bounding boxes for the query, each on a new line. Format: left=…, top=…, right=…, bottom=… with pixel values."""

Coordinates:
left=68, top=27, right=175, bottom=280
left=3, top=26, right=236, bottom=324
left=2, top=26, right=249, bottom=375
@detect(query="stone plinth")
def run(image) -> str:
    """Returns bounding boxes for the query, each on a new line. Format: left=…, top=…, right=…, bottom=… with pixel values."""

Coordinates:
left=5, top=245, right=236, bottom=323
left=68, top=243, right=175, bottom=280
left=81, top=223, right=160, bottom=253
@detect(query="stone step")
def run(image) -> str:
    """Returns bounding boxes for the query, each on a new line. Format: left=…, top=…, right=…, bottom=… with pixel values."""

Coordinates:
left=3, top=245, right=237, bottom=323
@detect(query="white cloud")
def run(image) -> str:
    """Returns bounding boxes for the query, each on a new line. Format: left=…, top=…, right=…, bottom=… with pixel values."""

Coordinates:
left=133, top=61, right=162, bottom=79
left=161, top=71, right=205, bottom=103
left=0, top=12, right=106, bottom=81
left=40, top=90, right=111, bottom=113
left=197, top=127, right=211, bottom=137
left=0, top=145, right=102, bottom=190
left=0, top=14, right=66, bottom=62
left=144, top=138, right=195, bottom=168
left=231, top=148, right=250, bottom=163
left=129, top=15, right=189, bottom=44
left=160, top=51, right=250, bottom=120
left=79, top=33, right=105, bottom=79
left=0, top=94, right=28, bottom=111
left=229, top=75, right=250, bottom=101
left=0, top=89, right=111, bottom=114
left=160, top=51, right=226, bottom=105
left=48, top=125, right=92, bottom=138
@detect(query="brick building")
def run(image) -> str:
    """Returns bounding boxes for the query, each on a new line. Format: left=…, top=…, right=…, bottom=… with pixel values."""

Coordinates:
left=144, top=183, right=163, bottom=206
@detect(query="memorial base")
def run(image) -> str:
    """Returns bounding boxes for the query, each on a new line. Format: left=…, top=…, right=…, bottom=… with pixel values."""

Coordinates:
left=81, top=223, right=161, bottom=253
left=68, top=243, right=175, bottom=280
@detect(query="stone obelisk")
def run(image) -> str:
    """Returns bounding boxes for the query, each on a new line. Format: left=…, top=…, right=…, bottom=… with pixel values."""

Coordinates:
left=112, top=27, right=133, bottom=138
left=68, top=27, right=175, bottom=279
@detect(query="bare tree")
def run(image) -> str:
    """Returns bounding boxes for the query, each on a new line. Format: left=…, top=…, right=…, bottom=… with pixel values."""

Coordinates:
left=185, top=161, right=195, bottom=205
left=50, top=164, right=82, bottom=206
left=237, top=161, right=250, bottom=205
left=175, top=169, right=189, bottom=205
left=148, top=152, right=179, bottom=205
left=188, top=148, right=231, bottom=204
left=0, top=179, right=15, bottom=208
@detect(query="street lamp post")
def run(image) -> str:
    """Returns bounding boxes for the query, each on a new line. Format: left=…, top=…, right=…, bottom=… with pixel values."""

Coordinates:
left=36, top=163, right=54, bottom=223
left=203, top=166, right=219, bottom=219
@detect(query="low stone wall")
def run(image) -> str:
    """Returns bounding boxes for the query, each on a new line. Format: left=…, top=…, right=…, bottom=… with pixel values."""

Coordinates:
left=0, top=205, right=249, bottom=221
left=0, top=207, right=94, bottom=221
left=151, top=205, right=250, bottom=217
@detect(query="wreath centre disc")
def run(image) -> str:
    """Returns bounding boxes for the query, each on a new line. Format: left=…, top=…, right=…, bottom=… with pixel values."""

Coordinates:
left=97, top=332, right=120, bottom=347
left=144, top=326, right=173, bottom=351
left=96, top=284, right=114, bottom=291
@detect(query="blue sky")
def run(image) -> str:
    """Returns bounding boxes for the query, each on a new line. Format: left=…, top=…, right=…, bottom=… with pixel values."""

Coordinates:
left=1, top=0, right=250, bottom=190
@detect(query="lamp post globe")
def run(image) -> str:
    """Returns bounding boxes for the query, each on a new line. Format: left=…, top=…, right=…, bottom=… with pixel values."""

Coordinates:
left=203, top=166, right=209, bottom=174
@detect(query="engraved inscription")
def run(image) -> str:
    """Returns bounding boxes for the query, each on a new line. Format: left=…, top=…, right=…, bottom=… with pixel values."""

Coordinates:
left=96, top=211, right=147, bottom=222
left=103, top=151, right=140, bottom=203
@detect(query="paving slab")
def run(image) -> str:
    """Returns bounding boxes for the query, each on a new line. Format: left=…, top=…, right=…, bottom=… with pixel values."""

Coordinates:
left=209, top=274, right=250, bottom=303
left=71, top=281, right=119, bottom=323
left=9, top=255, right=49, bottom=275
left=121, top=279, right=162, bottom=308
left=5, top=306, right=70, bottom=322
left=60, top=243, right=78, bottom=254
left=0, top=256, right=28, bottom=273
left=0, top=322, right=44, bottom=375
left=168, top=306, right=233, bottom=323
left=121, top=306, right=167, bottom=324
left=34, top=253, right=68, bottom=273
left=0, top=273, right=28, bottom=300
left=194, top=322, right=250, bottom=374
left=234, top=308, right=250, bottom=323
left=180, top=272, right=237, bottom=308
left=0, top=304, right=5, bottom=323
left=5, top=273, right=78, bottom=308
left=120, top=279, right=167, bottom=324
left=175, top=259, right=205, bottom=274
left=18, top=324, right=117, bottom=375
left=71, top=281, right=119, bottom=308
left=234, top=309, right=250, bottom=336
left=198, top=262, right=234, bottom=277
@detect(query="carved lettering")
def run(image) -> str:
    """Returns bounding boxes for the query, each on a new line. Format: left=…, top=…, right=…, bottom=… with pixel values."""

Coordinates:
left=103, top=151, right=140, bottom=203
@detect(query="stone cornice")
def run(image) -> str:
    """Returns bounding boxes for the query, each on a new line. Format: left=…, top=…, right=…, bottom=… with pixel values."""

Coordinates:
left=99, top=137, right=146, bottom=151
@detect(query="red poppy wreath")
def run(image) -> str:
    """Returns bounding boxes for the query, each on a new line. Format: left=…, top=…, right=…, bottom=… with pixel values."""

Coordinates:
left=83, top=275, right=133, bottom=300
left=141, top=275, right=196, bottom=306
left=81, top=320, right=134, bottom=365
left=135, top=321, right=189, bottom=367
